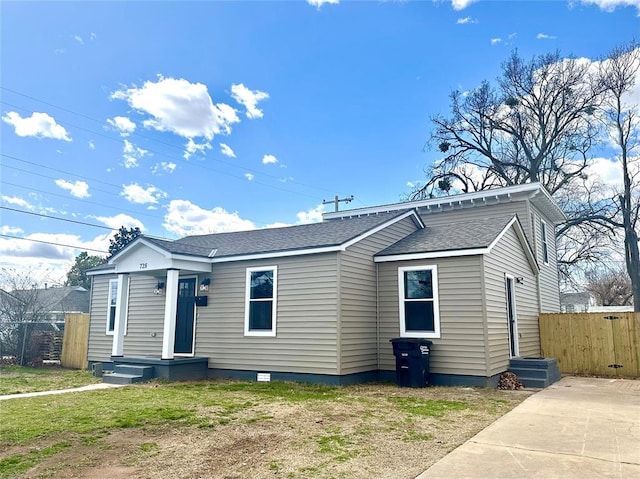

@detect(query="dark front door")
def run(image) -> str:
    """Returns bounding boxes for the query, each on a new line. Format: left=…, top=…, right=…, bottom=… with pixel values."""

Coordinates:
left=175, top=278, right=196, bottom=354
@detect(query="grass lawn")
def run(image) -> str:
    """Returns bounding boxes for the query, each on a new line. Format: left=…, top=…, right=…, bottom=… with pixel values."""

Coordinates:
left=0, top=366, right=101, bottom=396
left=0, top=376, right=532, bottom=479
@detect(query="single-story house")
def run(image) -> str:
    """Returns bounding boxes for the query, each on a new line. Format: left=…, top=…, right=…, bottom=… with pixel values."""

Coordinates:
left=87, top=182, right=565, bottom=387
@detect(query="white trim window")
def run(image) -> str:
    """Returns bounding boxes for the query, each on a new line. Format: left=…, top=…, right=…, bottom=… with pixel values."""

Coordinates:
left=541, top=220, right=549, bottom=264
left=106, top=279, right=118, bottom=335
left=244, top=266, right=277, bottom=337
left=398, top=265, right=440, bottom=338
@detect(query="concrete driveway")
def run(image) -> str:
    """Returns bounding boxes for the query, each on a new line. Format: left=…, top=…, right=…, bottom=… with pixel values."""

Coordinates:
left=417, top=376, right=640, bottom=479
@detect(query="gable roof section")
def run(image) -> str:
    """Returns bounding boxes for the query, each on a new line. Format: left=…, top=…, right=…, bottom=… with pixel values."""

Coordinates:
left=92, top=210, right=422, bottom=274
left=374, top=215, right=539, bottom=272
left=325, top=182, right=566, bottom=224
left=172, top=209, right=421, bottom=262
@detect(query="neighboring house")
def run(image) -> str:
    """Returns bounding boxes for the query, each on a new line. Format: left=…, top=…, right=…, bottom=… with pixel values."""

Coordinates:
left=87, top=182, right=565, bottom=387
left=560, top=292, right=596, bottom=313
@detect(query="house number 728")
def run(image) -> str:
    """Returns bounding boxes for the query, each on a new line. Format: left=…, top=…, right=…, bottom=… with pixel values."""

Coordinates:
left=139, top=263, right=148, bottom=270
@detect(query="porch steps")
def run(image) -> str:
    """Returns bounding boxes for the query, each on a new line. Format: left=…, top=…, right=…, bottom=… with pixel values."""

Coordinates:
left=508, top=357, right=561, bottom=388
left=103, top=364, right=156, bottom=385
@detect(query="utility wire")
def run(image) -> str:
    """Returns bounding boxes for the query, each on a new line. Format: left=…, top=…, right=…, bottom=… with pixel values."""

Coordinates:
left=0, top=88, right=342, bottom=196
left=0, top=234, right=109, bottom=254
left=0, top=206, right=116, bottom=231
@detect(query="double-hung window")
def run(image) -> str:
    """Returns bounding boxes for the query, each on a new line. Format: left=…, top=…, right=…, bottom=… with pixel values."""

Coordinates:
left=106, top=279, right=118, bottom=334
left=398, top=265, right=440, bottom=338
left=244, top=266, right=277, bottom=337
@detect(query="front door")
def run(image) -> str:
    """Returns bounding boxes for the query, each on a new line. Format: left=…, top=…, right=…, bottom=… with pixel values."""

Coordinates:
left=174, top=277, right=196, bottom=355
left=505, top=276, right=519, bottom=357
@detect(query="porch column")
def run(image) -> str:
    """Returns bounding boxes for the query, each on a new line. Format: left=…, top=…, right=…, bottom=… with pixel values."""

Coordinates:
left=161, top=268, right=180, bottom=359
left=111, top=273, right=130, bottom=357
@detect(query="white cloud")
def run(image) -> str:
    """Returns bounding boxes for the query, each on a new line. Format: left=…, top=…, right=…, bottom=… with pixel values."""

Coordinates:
left=55, top=179, right=90, bottom=198
left=90, top=32, right=97, bottom=40
left=112, top=76, right=239, bottom=141
left=2, top=111, right=71, bottom=141
left=2, top=195, right=34, bottom=210
left=585, top=157, right=624, bottom=186
left=184, top=138, right=211, bottom=159
left=579, top=0, right=640, bottom=13
left=95, top=214, right=144, bottom=231
left=74, top=35, right=84, bottom=45
left=220, top=143, right=236, bottom=158
left=262, top=154, right=278, bottom=165
left=163, top=200, right=255, bottom=236
left=296, top=204, right=325, bottom=224
left=54, top=48, right=65, bottom=55
left=245, top=173, right=255, bottom=181
left=121, top=183, right=166, bottom=204
left=307, top=0, right=339, bottom=7
left=230, top=83, right=269, bottom=119
left=456, top=17, right=478, bottom=24
left=0, top=225, right=23, bottom=235
left=151, top=162, right=177, bottom=175
left=122, top=140, right=149, bottom=168
left=451, top=0, right=478, bottom=10
left=88, top=140, right=95, bottom=150
left=491, top=38, right=502, bottom=45
left=537, top=33, right=557, bottom=40
left=107, top=116, right=137, bottom=136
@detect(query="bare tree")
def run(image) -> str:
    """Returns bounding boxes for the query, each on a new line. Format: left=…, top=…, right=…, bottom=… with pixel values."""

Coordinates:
left=596, top=42, right=640, bottom=311
left=585, top=265, right=633, bottom=306
left=411, top=45, right=640, bottom=300
left=0, top=268, right=57, bottom=365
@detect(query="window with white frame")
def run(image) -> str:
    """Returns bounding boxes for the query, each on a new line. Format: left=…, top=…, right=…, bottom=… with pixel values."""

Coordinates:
left=398, top=265, right=440, bottom=338
left=541, top=220, right=549, bottom=264
left=106, top=279, right=118, bottom=334
left=244, top=266, right=277, bottom=336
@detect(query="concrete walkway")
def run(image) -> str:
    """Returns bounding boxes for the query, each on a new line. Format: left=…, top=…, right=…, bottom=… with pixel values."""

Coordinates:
left=417, top=376, right=640, bottom=479
left=0, top=382, right=123, bottom=401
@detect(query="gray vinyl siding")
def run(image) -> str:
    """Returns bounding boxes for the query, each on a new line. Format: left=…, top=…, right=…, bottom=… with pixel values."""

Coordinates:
left=122, top=275, right=165, bottom=356
left=532, top=210, right=561, bottom=312
left=87, top=274, right=116, bottom=362
left=339, top=216, right=419, bottom=375
left=378, top=256, right=486, bottom=376
left=483, top=227, right=540, bottom=375
left=195, top=253, right=340, bottom=375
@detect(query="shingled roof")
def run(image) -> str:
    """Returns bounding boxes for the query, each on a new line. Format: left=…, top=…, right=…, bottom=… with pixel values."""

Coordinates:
left=143, top=210, right=416, bottom=259
left=375, top=215, right=519, bottom=258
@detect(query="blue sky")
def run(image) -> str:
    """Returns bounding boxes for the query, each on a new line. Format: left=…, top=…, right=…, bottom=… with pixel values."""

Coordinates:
left=1, top=0, right=639, bottom=285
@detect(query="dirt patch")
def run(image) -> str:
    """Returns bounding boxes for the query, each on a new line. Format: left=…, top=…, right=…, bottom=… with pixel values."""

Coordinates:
left=7, top=383, right=531, bottom=479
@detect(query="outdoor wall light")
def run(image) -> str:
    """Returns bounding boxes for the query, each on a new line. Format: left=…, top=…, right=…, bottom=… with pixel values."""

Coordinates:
left=154, top=281, right=165, bottom=295
left=515, top=277, right=524, bottom=284
left=199, top=278, right=211, bottom=292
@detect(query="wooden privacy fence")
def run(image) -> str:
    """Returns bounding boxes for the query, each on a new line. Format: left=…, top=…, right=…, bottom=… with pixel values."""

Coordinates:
left=540, top=312, right=640, bottom=378
left=61, top=313, right=89, bottom=370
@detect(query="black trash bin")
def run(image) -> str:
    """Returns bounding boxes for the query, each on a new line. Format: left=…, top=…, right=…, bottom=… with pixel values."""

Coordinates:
left=390, top=338, right=432, bottom=388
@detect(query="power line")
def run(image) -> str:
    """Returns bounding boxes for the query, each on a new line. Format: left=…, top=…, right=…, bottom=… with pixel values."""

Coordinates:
left=0, top=234, right=109, bottom=254
left=0, top=88, right=341, bottom=196
left=0, top=206, right=116, bottom=231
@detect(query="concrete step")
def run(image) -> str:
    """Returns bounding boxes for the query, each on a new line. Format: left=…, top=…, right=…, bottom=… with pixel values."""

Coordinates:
left=508, top=357, right=561, bottom=389
left=103, top=372, right=149, bottom=385
left=113, top=364, right=155, bottom=379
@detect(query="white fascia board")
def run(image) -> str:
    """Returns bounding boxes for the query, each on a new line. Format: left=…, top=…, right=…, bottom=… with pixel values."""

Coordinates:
left=87, top=267, right=117, bottom=276
left=486, top=216, right=540, bottom=273
left=108, top=237, right=171, bottom=264
left=211, top=245, right=343, bottom=263
left=374, top=247, right=488, bottom=263
left=324, top=183, right=556, bottom=220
